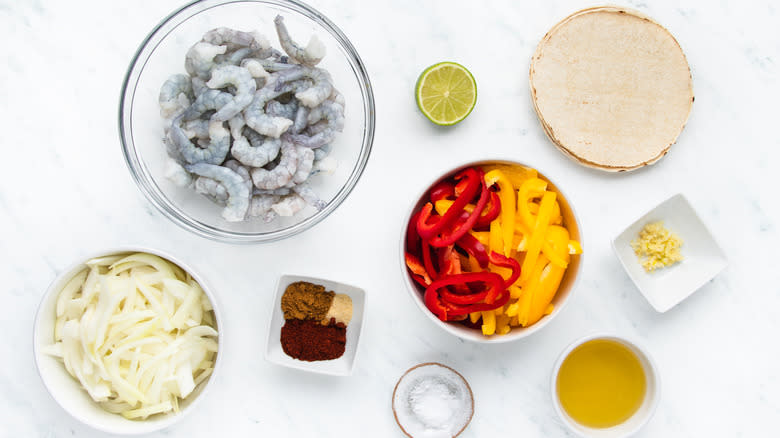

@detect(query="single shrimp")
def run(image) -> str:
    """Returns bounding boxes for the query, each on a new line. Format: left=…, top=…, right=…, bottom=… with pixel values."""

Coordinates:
left=185, top=42, right=227, bottom=80
left=243, top=83, right=293, bottom=138
left=231, top=128, right=281, bottom=168
left=186, top=163, right=250, bottom=222
left=284, top=100, right=344, bottom=148
left=293, top=182, right=327, bottom=211
left=271, top=194, right=307, bottom=217
left=273, top=15, right=325, bottom=66
left=248, top=194, right=280, bottom=222
left=206, top=65, right=256, bottom=121
left=223, top=159, right=254, bottom=193
left=290, top=146, right=314, bottom=185
left=171, top=117, right=231, bottom=165
left=202, top=27, right=268, bottom=52
left=194, top=176, right=229, bottom=203
left=290, top=105, right=310, bottom=134
left=159, top=74, right=193, bottom=119
left=250, top=142, right=299, bottom=190
left=275, top=65, right=333, bottom=108
left=266, top=99, right=299, bottom=120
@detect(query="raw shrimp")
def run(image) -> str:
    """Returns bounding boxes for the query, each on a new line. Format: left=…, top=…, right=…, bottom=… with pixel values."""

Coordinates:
left=194, top=176, right=229, bottom=203
left=275, top=66, right=333, bottom=108
left=215, top=47, right=255, bottom=66
left=290, top=146, right=314, bottom=185
left=248, top=194, right=279, bottom=222
left=273, top=15, right=325, bottom=66
left=171, top=117, right=230, bottom=165
left=202, top=27, right=268, bottom=52
left=243, top=84, right=293, bottom=137
left=240, top=58, right=272, bottom=82
left=182, top=89, right=233, bottom=120
left=293, top=183, right=327, bottom=211
left=159, top=74, right=193, bottom=119
left=185, top=42, right=227, bottom=79
left=186, top=163, right=250, bottom=222
left=182, top=119, right=210, bottom=139
left=164, top=159, right=193, bottom=187
left=231, top=129, right=281, bottom=167
left=291, top=106, right=309, bottom=134
left=250, top=142, right=299, bottom=190
left=191, top=77, right=208, bottom=96
left=285, top=100, right=344, bottom=148
left=271, top=194, right=307, bottom=217
left=206, top=65, right=256, bottom=121
left=266, top=99, right=299, bottom=120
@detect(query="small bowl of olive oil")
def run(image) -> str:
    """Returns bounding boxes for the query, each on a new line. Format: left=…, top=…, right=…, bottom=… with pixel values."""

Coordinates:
left=551, top=334, right=660, bottom=437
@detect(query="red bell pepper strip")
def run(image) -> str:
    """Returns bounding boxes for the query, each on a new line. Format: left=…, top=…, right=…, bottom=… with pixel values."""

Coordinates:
left=474, top=191, right=501, bottom=228
left=488, top=251, right=521, bottom=289
left=405, top=253, right=432, bottom=286
left=417, top=168, right=481, bottom=240
left=428, top=169, right=490, bottom=247
left=421, top=240, right=438, bottom=281
left=423, top=272, right=505, bottom=320
left=450, top=289, right=511, bottom=315
left=429, top=180, right=455, bottom=202
left=441, top=288, right=487, bottom=305
left=456, top=233, right=489, bottom=269
left=406, top=210, right=422, bottom=256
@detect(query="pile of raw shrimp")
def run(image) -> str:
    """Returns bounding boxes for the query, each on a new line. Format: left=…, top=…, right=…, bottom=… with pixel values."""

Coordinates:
left=159, top=15, right=344, bottom=223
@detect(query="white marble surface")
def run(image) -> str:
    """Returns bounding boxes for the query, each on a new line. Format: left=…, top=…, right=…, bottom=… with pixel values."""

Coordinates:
left=1, top=0, right=778, bottom=436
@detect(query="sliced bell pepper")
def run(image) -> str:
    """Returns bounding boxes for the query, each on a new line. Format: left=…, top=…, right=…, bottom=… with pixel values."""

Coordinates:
left=526, top=260, right=566, bottom=326
left=423, top=272, right=506, bottom=320
left=456, top=233, right=489, bottom=269
left=405, top=253, right=432, bottom=286
left=421, top=240, right=438, bottom=281
left=484, top=169, right=516, bottom=256
left=520, top=191, right=556, bottom=283
left=481, top=163, right=538, bottom=188
left=481, top=311, right=496, bottom=335
left=517, top=255, right=549, bottom=326
left=474, top=191, right=501, bottom=228
left=517, top=178, right=548, bottom=231
left=469, top=231, right=490, bottom=247
left=428, top=170, right=490, bottom=247
left=430, top=180, right=455, bottom=202
left=406, top=210, right=423, bottom=256
left=488, top=252, right=521, bottom=292
left=417, top=168, right=481, bottom=240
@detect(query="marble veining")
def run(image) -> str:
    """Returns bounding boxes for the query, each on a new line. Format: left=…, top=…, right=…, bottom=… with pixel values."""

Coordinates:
left=1, top=0, right=778, bottom=436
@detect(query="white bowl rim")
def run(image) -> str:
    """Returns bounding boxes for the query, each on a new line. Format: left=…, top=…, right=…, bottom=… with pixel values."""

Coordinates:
left=33, top=246, right=224, bottom=435
left=549, top=332, right=661, bottom=438
left=398, top=157, right=585, bottom=344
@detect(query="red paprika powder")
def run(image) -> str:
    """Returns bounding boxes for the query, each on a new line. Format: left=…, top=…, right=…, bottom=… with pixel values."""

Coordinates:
left=280, top=318, right=346, bottom=361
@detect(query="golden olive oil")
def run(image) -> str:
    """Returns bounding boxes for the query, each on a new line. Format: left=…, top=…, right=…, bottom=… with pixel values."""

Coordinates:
left=556, top=339, right=646, bottom=428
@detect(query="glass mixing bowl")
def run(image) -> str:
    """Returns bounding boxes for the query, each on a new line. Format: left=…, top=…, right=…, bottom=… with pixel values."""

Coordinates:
left=119, top=0, right=374, bottom=243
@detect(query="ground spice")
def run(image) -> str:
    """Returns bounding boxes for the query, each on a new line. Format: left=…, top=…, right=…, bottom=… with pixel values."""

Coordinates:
left=280, top=319, right=346, bottom=361
left=280, top=281, right=334, bottom=320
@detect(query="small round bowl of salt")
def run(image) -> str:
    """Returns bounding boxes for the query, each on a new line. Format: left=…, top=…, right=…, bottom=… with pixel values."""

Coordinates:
left=392, top=362, right=474, bottom=438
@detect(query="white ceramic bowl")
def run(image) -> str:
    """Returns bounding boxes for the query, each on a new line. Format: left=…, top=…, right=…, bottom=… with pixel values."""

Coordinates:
left=33, top=247, right=223, bottom=435
left=551, top=334, right=660, bottom=438
left=612, top=193, right=727, bottom=312
left=265, top=274, right=366, bottom=376
left=399, top=159, right=583, bottom=343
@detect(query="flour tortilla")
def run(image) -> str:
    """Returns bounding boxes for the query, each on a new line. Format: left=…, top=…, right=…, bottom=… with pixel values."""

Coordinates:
left=530, top=7, right=694, bottom=171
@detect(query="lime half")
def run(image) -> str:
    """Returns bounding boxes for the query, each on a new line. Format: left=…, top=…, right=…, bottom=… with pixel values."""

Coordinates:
left=415, top=62, right=477, bottom=126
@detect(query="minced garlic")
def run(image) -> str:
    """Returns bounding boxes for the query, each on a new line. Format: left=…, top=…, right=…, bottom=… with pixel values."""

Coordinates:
left=630, top=221, right=683, bottom=272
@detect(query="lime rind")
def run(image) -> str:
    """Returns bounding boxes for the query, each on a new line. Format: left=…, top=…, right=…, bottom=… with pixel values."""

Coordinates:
left=415, top=61, right=477, bottom=126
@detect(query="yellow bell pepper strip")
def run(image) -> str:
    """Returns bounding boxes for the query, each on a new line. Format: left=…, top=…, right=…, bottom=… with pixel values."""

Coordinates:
left=526, top=259, right=567, bottom=326
left=544, top=304, right=555, bottom=316
left=469, top=231, right=490, bottom=247
left=481, top=311, right=496, bottom=335
left=517, top=178, right=548, bottom=231
left=505, top=301, right=520, bottom=317
left=543, top=226, right=571, bottom=269
left=489, top=219, right=503, bottom=255
left=518, top=255, right=549, bottom=326
left=484, top=169, right=516, bottom=256
left=568, top=240, right=583, bottom=255
left=520, top=191, right=556, bottom=283
left=482, top=164, right=538, bottom=188
left=513, top=221, right=567, bottom=268
left=496, top=314, right=511, bottom=335
left=469, top=312, right=481, bottom=323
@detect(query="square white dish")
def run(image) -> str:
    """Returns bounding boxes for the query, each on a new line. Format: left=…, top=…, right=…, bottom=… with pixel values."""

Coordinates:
left=612, top=194, right=727, bottom=313
left=265, top=274, right=366, bottom=376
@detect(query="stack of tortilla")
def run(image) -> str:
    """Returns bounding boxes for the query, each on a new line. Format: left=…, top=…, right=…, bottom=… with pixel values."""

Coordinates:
left=530, top=7, right=694, bottom=171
